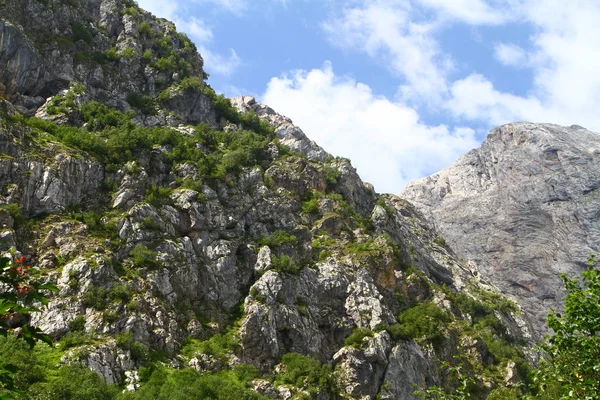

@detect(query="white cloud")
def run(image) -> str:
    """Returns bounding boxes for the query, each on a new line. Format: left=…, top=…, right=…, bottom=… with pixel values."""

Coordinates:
left=416, top=0, right=508, bottom=24
left=199, top=47, right=242, bottom=77
left=263, top=63, right=479, bottom=193
left=494, top=42, right=527, bottom=67
left=448, top=0, right=600, bottom=132
left=323, top=1, right=451, bottom=104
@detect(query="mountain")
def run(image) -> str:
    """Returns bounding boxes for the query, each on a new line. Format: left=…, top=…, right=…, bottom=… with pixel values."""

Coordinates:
left=402, top=122, right=600, bottom=340
left=0, top=1, right=537, bottom=399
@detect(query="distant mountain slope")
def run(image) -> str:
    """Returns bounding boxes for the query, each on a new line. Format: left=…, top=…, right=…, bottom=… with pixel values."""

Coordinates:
left=403, top=122, right=600, bottom=339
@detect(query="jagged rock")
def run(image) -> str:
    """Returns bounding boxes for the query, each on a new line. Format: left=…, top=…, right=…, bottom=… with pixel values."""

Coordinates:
left=334, top=332, right=391, bottom=398
left=231, top=96, right=329, bottom=161
left=403, top=122, right=600, bottom=338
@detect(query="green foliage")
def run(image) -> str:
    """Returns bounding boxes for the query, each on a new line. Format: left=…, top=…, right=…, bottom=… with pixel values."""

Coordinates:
left=141, top=50, right=153, bottom=63
left=0, top=256, right=57, bottom=396
left=81, top=101, right=133, bottom=130
left=107, top=282, right=131, bottom=303
left=258, top=230, right=297, bottom=248
left=115, top=332, right=150, bottom=363
left=104, top=48, right=120, bottom=61
left=415, top=357, right=477, bottom=400
left=155, top=56, right=177, bottom=72
left=130, top=244, right=159, bottom=269
left=121, top=47, right=137, bottom=60
left=301, top=196, right=320, bottom=215
left=28, top=363, right=119, bottom=400
left=275, top=353, right=336, bottom=396
left=389, top=302, right=450, bottom=342
left=486, top=387, right=520, bottom=400
left=323, top=165, right=341, bottom=186
left=138, top=22, right=153, bottom=37
left=183, top=332, right=240, bottom=363
left=271, top=254, right=301, bottom=274
left=344, top=328, right=374, bottom=349
left=124, top=364, right=264, bottom=400
left=179, top=77, right=202, bottom=90
left=71, top=23, right=92, bottom=44
left=68, top=315, right=86, bottom=332
left=527, top=254, right=600, bottom=399
left=126, top=92, right=155, bottom=115
left=81, top=285, right=106, bottom=310
left=0, top=203, right=25, bottom=227
left=122, top=6, right=139, bottom=17
left=145, top=184, right=173, bottom=207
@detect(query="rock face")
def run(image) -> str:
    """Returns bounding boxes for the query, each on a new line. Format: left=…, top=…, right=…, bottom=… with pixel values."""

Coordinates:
left=403, top=122, right=600, bottom=339
left=0, top=1, right=535, bottom=398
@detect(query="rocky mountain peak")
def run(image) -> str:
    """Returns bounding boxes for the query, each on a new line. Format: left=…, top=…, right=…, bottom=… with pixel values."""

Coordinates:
left=403, top=122, right=600, bottom=339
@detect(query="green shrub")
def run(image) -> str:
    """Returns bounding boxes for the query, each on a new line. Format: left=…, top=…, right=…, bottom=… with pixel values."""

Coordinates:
left=130, top=244, right=159, bottom=269
left=155, top=56, right=177, bottom=72
left=258, top=230, right=297, bottom=248
left=58, top=331, right=90, bottom=351
left=141, top=49, right=153, bottom=63
left=82, top=285, right=106, bottom=310
left=145, top=184, right=172, bottom=207
left=389, top=302, right=450, bottom=342
left=323, top=165, right=341, bottom=186
left=272, top=254, right=300, bottom=274
left=124, top=365, right=263, bottom=399
left=126, top=92, right=155, bottom=115
left=344, top=328, right=374, bottom=349
left=301, top=197, right=320, bottom=214
left=107, top=282, right=131, bottom=303
left=121, top=47, right=137, bottom=60
left=138, top=22, right=153, bottom=37
left=71, top=23, right=92, bottom=44
left=275, top=353, right=335, bottom=396
left=183, top=332, right=240, bottom=363
left=68, top=316, right=86, bottom=332
left=179, top=77, right=202, bottom=90
left=27, top=363, right=119, bottom=399
left=104, top=48, right=120, bottom=61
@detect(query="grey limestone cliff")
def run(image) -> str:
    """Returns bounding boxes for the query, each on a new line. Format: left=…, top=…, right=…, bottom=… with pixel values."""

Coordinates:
left=402, top=122, right=600, bottom=339
left=0, top=1, right=534, bottom=398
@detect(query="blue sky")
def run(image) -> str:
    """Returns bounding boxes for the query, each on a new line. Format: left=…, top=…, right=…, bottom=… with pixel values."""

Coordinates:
left=136, top=0, right=600, bottom=194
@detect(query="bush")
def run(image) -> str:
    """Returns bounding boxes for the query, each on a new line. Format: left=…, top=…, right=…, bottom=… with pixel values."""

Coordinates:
left=344, top=328, right=374, bottom=349
left=104, top=48, right=120, bottom=61
left=82, top=286, right=106, bottom=310
left=107, top=282, right=131, bottom=303
left=275, top=353, right=335, bottom=396
left=145, top=184, right=172, bottom=207
left=389, top=302, right=450, bottom=342
left=71, top=23, right=92, bottom=44
left=272, top=255, right=301, bottom=274
left=138, top=22, right=153, bottom=37
left=126, top=92, right=155, bottom=115
left=121, top=47, right=137, bottom=60
left=68, top=315, right=86, bottom=332
left=130, top=244, right=159, bottom=269
left=27, top=364, right=119, bottom=400
left=258, top=230, right=297, bottom=248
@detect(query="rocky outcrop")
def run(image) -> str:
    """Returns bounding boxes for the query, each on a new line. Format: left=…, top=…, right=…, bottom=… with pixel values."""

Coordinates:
left=0, top=1, right=535, bottom=398
left=0, top=0, right=216, bottom=126
left=402, top=122, right=600, bottom=339
left=231, top=96, right=330, bottom=162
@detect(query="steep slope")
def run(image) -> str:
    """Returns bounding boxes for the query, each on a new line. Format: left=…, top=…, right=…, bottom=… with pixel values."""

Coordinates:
left=403, top=122, right=600, bottom=339
left=0, top=1, right=534, bottom=398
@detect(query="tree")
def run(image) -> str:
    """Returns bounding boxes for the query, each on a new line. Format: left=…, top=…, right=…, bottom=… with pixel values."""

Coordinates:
left=530, top=254, right=600, bottom=399
left=0, top=254, right=57, bottom=397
